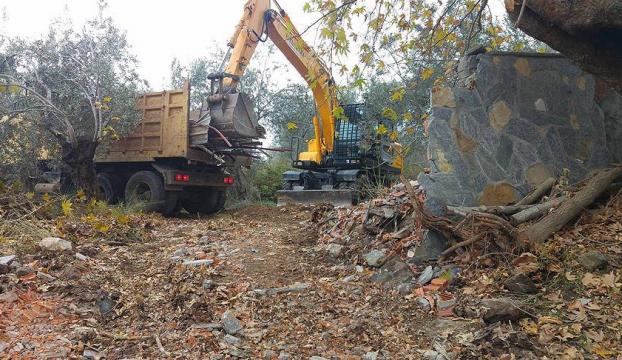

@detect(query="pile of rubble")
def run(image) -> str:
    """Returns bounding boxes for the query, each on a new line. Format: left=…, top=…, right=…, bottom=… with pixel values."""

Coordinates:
left=313, top=167, right=622, bottom=358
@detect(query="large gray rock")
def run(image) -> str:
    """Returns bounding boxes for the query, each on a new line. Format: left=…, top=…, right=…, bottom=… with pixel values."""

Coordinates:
left=39, top=237, right=72, bottom=252
left=409, top=230, right=447, bottom=264
left=0, top=255, right=15, bottom=274
left=370, top=257, right=413, bottom=285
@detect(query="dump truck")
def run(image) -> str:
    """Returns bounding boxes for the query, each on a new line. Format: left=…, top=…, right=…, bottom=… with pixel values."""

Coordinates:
left=91, top=82, right=264, bottom=215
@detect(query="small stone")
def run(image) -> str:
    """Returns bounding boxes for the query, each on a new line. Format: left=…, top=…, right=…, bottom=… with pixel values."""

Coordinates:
left=577, top=251, right=608, bottom=271
left=355, top=265, right=364, bottom=273
left=534, top=98, right=547, bottom=112
left=83, top=349, right=99, bottom=360
left=222, top=310, right=242, bottom=335
left=363, top=351, right=378, bottom=360
left=278, top=351, right=290, bottom=360
left=397, top=282, right=414, bottom=295
left=417, top=265, right=434, bottom=285
left=415, top=297, right=432, bottom=312
left=172, top=247, right=189, bottom=258
left=75, top=253, right=89, bottom=261
left=364, top=249, right=387, bottom=267
left=15, top=266, right=35, bottom=277
left=341, top=274, right=357, bottom=282
left=0, top=255, right=15, bottom=266
left=224, top=334, right=240, bottom=346
left=309, top=357, right=328, bottom=360
left=421, top=350, right=441, bottom=360
left=191, top=322, right=222, bottom=331
left=39, top=237, right=72, bottom=252
left=182, top=259, right=214, bottom=267
left=503, top=274, right=537, bottom=294
left=0, top=341, right=6, bottom=353
left=203, top=279, right=214, bottom=289
left=0, top=291, right=18, bottom=303
left=263, top=350, right=276, bottom=359
left=36, top=271, right=56, bottom=282
left=436, top=296, right=456, bottom=310
left=481, top=298, right=527, bottom=324
left=326, top=243, right=344, bottom=257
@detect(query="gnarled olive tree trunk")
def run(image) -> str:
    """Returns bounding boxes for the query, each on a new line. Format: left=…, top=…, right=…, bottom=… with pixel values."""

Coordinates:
left=60, top=137, right=98, bottom=197
left=507, top=0, right=622, bottom=92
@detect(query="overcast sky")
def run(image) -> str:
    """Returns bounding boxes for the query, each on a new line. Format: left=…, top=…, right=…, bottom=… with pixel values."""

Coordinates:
left=0, top=0, right=507, bottom=89
left=0, top=0, right=314, bottom=89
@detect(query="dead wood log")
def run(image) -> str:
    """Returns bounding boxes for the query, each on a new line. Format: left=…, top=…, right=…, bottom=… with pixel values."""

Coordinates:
left=447, top=204, right=532, bottom=216
left=519, top=167, right=622, bottom=243
left=439, top=233, right=486, bottom=260
left=517, top=177, right=556, bottom=206
left=510, top=196, right=566, bottom=225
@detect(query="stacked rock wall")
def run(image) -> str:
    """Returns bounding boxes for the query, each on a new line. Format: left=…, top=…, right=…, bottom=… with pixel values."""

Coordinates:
left=419, top=52, right=621, bottom=212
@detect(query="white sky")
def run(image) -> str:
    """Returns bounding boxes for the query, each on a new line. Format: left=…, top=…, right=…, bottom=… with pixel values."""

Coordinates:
left=0, top=0, right=314, bottom=89
left=0, top=0, right=507, bottom=90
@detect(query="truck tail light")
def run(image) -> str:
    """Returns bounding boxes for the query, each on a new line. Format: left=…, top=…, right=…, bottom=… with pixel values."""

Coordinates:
left=175, top=173, right=190, bottom=182
left=224, top=176, right=234, bottom=185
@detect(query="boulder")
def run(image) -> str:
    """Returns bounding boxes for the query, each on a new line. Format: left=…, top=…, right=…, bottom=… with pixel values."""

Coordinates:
left=223, top=334, right=241, bottom=346
left=369, top=257, right=413, bottom=285
left=577, top=251, right=608, bottom=271
left=408, top=230, right=447, bottom=264
left=0, top=255, right=15, bottom=274
left=39, top=237, right=72, bottom=252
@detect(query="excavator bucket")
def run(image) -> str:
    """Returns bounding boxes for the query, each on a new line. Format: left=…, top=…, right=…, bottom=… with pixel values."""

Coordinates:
left=209, top=92, right=265, bottom=139
left=276, top=189, right=355, bottom=207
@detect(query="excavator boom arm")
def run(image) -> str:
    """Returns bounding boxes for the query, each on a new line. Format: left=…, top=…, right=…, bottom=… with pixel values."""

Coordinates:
left=222, top=0, right=337, bottom=161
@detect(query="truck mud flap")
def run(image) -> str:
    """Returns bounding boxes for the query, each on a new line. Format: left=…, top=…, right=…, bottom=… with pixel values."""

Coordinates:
left=276, top=189, right=354, bottom=207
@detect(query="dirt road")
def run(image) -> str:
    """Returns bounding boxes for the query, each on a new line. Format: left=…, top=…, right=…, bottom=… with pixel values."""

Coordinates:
left=1, top=205, right=437, bottom=359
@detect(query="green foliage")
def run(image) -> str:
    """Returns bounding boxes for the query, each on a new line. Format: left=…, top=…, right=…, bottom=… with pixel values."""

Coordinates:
left=251, top=158, right=292, bottom=203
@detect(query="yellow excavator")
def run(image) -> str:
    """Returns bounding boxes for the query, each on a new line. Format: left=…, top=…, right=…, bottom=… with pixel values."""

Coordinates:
left=208, top=0, right=403, bottom=205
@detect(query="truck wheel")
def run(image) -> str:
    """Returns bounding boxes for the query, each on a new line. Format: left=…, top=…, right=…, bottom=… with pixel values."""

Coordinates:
left=181, top=188, right=223, bottom=215
left=125, top=171, right=167, bottom=213
left=96, top=173, right=118, bottom=204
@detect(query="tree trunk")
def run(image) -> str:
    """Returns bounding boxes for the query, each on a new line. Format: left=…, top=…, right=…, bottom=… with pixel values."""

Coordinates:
left=61, top=137, right=98, bottom=197
left=507, top=0, right=622, bottom=93
left=519, top=167, right=622, bottom=243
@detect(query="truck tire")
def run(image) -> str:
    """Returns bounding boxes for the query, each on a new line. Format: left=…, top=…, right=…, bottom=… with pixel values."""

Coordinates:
left=182, top=188, right=224, bottom=215
left=125, top=171, right=169, bottom=213
left=96, top=173, right=118, bottom=204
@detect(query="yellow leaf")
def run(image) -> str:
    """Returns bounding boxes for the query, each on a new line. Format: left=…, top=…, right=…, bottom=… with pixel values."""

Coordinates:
left=390, top=88, right=405, bottom=102
left=382, top=108, right=397, bottom=121
left=519, top=318, right=538, bottom=335
left=103, top=96, right=112, bottom=103
left=421, top=68, right=435, bottom=80
left=95, top=223, right=110, bottom=233
left=61, top=199, right=73, bottom=216
left=76, top=189, right=86, bottom=201
left=42, top=193, right=51, bottom=202
left=117, top=214, right=130, bottom=225
left=286, top=122, right=298, bottom=130
left=389, top=130, right=399, bottom=142
left=376, top=123, right=388, bottom=135
left=593, top=344, right=617, bottom=358
left=402, top=112, right=414, bottom=121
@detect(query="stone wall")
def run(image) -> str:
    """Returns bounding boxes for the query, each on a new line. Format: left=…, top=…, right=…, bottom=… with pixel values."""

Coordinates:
left=418, top=52, right=621, bottom=213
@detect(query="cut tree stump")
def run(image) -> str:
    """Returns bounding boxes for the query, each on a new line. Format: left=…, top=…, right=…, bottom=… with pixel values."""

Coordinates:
left=519, top=167, right=622, bottom=243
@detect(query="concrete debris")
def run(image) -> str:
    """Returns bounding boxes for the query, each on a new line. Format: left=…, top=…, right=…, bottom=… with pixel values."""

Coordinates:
left=182, top=259, right=214, bottom=267
left=75, top=253, right=89, bottom=261
left=202, top=279, right=214, bottom=289
left=278, top=351, right=290, bottom=360
left=0, top=255, right=15, bottom=266
left=362, top=352, right=378, bottom=360
left=39, top=237, right=72, bottom=252
left=397, top=282, right=414, bottom=295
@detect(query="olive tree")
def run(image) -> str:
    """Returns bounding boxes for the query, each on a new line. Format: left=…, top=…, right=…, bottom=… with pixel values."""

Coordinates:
left=0, top=7, right=145, bottom=195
